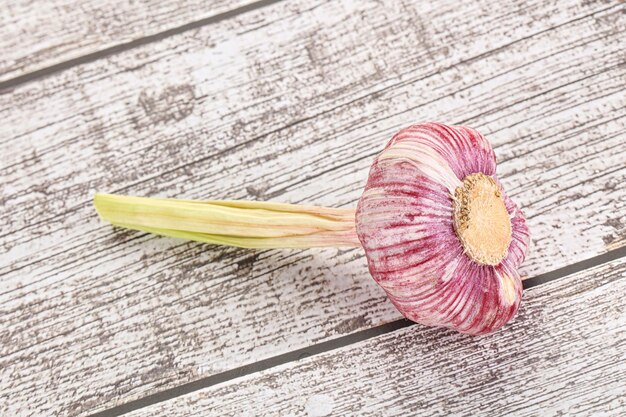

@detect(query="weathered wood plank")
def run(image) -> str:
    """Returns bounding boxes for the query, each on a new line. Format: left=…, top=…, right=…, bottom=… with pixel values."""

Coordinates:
left=0, top=0, right=257, bottom=83
left=127, top=257, right=626, bottom=417
left=1, top=0, right=625, bottom=415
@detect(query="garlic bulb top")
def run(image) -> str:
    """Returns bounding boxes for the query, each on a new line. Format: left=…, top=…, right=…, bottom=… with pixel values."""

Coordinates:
left=356, top=123, right=530, bottom=335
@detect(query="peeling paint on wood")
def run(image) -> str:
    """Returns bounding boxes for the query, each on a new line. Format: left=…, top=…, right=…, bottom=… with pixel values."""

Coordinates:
left=137, top=84, right=197, bottom=125
left=0, top=0, right=625, bottom=415
left=126, top=258, right=626, bottom=417
left=0, top=0, right=257, bottom=82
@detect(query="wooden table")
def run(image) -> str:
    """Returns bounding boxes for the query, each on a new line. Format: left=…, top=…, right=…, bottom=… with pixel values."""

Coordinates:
left=1, top=0, right=625, bottom=416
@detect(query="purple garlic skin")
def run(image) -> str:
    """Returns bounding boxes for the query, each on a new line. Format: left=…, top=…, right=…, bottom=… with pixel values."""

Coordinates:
left=356, top=122, right=530, bottom=335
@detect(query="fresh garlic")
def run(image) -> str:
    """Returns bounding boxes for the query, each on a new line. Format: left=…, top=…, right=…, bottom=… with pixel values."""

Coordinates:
left=355, top=123, right=529, bottom=335
left=94, top=122, right=529, bottom=335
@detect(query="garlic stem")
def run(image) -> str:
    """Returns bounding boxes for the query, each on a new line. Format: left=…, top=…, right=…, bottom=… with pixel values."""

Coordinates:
left=94, top=193, right=361, bottom=248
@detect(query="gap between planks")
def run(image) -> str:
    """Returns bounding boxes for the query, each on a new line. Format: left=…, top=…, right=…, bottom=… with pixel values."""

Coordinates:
left=0, top=0, right=283, bottom=93
left=88, top=245, right=626, bottom=417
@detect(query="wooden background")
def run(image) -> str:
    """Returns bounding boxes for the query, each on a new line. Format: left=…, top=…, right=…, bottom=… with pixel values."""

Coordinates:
left=1, top=0, right=624, bottom=416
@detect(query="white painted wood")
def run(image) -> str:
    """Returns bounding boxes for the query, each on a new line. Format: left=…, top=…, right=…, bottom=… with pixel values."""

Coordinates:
left=0, top=0, right=256, bottom=82
left=127, top=257, right=626, bottom=417
left=1, top=0, right=625, bottom=415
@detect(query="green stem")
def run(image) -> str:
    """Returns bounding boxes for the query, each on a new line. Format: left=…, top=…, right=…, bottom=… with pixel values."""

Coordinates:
left=94, top=193, right=361, bottom=248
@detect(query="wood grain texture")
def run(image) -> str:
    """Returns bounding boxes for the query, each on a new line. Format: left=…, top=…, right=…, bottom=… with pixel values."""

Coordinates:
left=1, top=0, right=625, bottom=415
left=0, top=0, right=257, bottom=83
left=126, top=257, right=626, bottom=417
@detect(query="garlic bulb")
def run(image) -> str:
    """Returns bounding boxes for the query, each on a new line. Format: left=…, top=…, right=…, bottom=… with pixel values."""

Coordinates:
left=94, top=122, right=529, bottom=335
left=356, top=123, right=529, bottom=335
